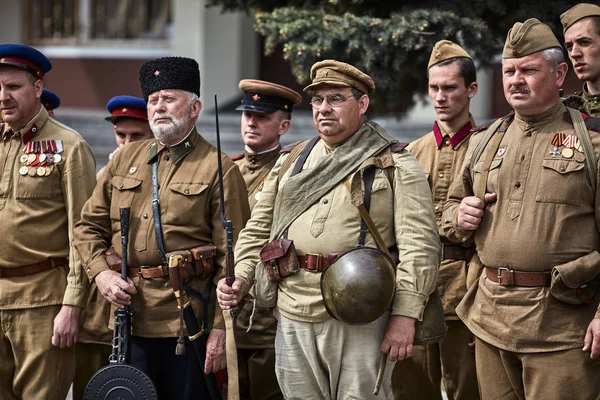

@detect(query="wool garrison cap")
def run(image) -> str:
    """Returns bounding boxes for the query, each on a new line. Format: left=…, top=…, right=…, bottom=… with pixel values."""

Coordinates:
left=139, top=57, right=200, bottom=101
left=304, top=60, right=375, bottom=94
left=502, top=18, right=561, bottom=58
left=428, top=40, right=472, bottom=69
left=41, top=89, right=60, bottom=112
left=0, top=44, right=52, bottom=78
left=105, top=95, right=148, bottom=123
left=561, top=3, right=600, bottom=34
left=236, top=79, right=302, bottom=114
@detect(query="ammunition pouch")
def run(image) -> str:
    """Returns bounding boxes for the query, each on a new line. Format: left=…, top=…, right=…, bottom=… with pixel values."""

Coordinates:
left=259, top=239, right=299, bottom=282
left=550, top=251, right=600, bottom=305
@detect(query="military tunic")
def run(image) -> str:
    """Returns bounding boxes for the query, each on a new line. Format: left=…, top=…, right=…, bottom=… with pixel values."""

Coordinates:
left=0, top=106, right=96, bottom=400
left=563, top=84, right=600, bottom=117
left=444, top=102, right=600, bottom=352
left=74, top=129, right=250, bottom=336
left=394, top=119, right=479, bottom=400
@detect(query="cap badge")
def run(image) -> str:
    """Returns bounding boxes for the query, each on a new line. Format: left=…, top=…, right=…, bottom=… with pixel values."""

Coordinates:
left=252, top=94, right=260, bottom=102
left=435, top=51, right=441, bottom=59
left=122, top=108, right=128, bottom=113
left=154, top=70, right=160, bottom=77
left=185, top=141, right=191, bottom=148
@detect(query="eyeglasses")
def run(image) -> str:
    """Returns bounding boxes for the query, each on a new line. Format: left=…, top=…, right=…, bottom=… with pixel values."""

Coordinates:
left=310, top=94, right=355, bottom=109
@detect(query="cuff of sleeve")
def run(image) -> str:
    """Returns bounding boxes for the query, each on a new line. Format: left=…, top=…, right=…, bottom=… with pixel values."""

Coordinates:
left=452, top=210, right=475, bottom=243
left=62, top=286, right=86, bottom=308
left=392, top=290, right=429, bottom=321
left=213, top=304, right=225, bottom=330
left=235, top=262, right=256, bottom=293
left=86, top=257, right=110, bottom=282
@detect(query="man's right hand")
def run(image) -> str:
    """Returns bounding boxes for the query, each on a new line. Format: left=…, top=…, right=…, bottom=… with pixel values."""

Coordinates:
left=457, top=193, right=497, bottom=231
left=216, top=277, right=247, bottom=310
left=95, top=270, right=137, bottom=308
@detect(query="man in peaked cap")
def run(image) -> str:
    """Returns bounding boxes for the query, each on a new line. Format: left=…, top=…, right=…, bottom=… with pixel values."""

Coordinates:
left=0, top=44, right=97, bottom=399
left=72, top=94, right=154, bottom=400
left=561, top=3, right=600, bottom=117
left=74, top=56, right=250, bottom=399
left=217, top=59, right=440, bottom=398
left=393, top=40, right=480, bottom=400
left=225, top=79, right=301, bottom=400
left=41, top=88, right=60, bottom=118
left=443, top=18, right=600, bottom=399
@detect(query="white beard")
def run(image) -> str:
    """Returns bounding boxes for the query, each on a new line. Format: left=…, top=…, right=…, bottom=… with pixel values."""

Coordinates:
left=150, top=113, right=188, bottom=143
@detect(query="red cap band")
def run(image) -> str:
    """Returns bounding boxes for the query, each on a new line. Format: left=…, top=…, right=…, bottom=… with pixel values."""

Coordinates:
left=110, top=107, right=147, bottom=121
left=0, top=57, right=44, bottom=78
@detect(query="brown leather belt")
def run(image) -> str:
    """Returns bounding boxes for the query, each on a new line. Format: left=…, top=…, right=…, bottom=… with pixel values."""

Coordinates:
left=441, top=244, right=475, bottom=261
left=297, top=252, right=343, bottom=273
left=486, top=267, right=551, bottom=287
left=0, top=257, right=68, bottom=278
left=128, top=265, right=168, bottom=279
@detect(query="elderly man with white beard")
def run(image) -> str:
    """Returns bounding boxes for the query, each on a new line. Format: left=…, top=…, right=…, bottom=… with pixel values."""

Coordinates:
left=74, top=56, right=250, bottom=399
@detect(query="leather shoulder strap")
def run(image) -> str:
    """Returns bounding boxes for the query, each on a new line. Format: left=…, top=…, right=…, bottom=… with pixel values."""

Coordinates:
left=567, top=107, right=597, bottom=192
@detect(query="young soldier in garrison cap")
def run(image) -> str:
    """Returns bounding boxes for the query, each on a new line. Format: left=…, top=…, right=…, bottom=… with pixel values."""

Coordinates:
left=561, top=3, right=600, bottom=117
left=41, top=88, right=60, bottom=118
left=443, top=18, right=600, bottom=399
left=226, top=79, right=301, bottom=400
left=217, top=60, right=440, bottom=398
left=74, top=56, right=250, bottom=399
left=0, top=44, right=97, bottom=399
left=72, top=94, right=153, bottom=400
left=392, top=40, right=479, bottom=400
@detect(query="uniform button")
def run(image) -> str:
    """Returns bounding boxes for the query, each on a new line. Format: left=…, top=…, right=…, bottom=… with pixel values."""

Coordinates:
left=250, top=170, right=255, bottom=174
left=560, top=166, right=566, bottom=172
left=445, top=139, right=450, bottom=145
left=439, top=173, right=444, bottom=178
left=184, top=189, right=190, bottom=194
left=323, top=199, right=329, bottom=204
left=119, top=184, right=124, bottom=189
left=434, top=205, right=439, bottom=211
left=143, top=213, right=148, bottom=219
left=515, top=182, right=521, bottom=188
left=521, top=155, right=525, bottom=161
left=526, top=132, right=532, bottom=137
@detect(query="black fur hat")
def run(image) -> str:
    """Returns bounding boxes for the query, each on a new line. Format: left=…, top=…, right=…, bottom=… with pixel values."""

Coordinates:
left=139, top=56, right=200, bottom=100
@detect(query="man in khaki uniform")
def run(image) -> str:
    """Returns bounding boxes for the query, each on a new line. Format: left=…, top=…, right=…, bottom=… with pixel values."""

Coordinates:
left=74, top=56, right=250, bottom=399
left=217, top=60, right=440, bottom=399
left=561, top=3, right=600, bottom=117
left=229, top=79, right=302, bottom=400
left=443, top=19, right=600, bottom=399
left=0, top=44, right=96, bottom=400
left=41, top=88, right=60, bottom=118
left=73, top=95, right=153, bottom=399
left=393, top=40, right=479, bottom=400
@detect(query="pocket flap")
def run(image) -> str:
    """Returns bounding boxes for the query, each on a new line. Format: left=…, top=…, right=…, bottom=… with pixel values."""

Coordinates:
left=170, top=183, right=209, bottom=196
left=490, top=158, right=502, bottom=170
left=111, top=176, right=142, bottom=191
left=260, top=239, right=293, bottom=262
left=542, top=158, right=584, bottom=175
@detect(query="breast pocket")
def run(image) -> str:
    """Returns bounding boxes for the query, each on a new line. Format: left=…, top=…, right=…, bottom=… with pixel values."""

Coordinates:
left=535, top=158, right=584, bottom=206
left=164, top=182, right=209, bottom=226
left=16, top=168, right=63, bottom=200
left=110, top=176, right=143, bottom=221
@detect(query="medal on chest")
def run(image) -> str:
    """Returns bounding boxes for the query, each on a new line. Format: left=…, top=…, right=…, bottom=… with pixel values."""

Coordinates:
left=19, top=139, right=63, bottom=176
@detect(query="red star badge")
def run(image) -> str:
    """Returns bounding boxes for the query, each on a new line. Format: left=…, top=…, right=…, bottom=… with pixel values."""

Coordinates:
left=252, top=94, right=260, bottom=102
left=154, top=70, right=160, bottom=77
left=122, top=108, right=128, bottom=113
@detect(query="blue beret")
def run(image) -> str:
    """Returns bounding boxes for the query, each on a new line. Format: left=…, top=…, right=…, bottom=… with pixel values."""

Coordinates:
left=0, top=44, right=52, bottom=78
left=105, top=95, right=148, bottom=123
left=41, top=88, right=60, bottom=111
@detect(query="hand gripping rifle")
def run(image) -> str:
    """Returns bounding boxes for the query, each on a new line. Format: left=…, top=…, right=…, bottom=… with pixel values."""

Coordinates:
left=215, top=94, right=240, bottom=400
left=84, top=207, right=158, bottom=399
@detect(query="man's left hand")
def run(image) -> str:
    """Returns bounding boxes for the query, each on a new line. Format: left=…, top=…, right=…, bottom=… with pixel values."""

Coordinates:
left=583, top=318, right=600, bottom=359
left=204, top=328, right=226, bottom=374
left=52, top=305, right=82, bottom=348
left=380, top=315, right=416, bottom=361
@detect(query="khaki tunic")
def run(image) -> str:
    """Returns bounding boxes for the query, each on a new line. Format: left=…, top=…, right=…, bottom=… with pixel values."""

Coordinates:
left=234, top=147, right=280, bottom=348
left=443, top=102, right=600, bottom=352
left=234, top=130, right=440, bottom=323
left=407, top=118, right=474, bottom=319
left=0, top=107, right=96, bottom=309
left=74, top=129, right=251, bottom=336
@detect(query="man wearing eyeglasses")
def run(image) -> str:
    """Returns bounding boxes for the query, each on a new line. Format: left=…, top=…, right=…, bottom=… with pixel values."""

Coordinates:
left=217, top=60, right=440, bottom=398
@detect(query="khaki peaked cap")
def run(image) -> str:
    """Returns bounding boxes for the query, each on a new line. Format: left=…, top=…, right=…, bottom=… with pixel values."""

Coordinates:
left=428, top=40, right=472, bottom=69
left=561, top=3, right=600, bottom=34
left=503, top=18, right=561, bottom=58
left=303, top=60, right=375, bottom=94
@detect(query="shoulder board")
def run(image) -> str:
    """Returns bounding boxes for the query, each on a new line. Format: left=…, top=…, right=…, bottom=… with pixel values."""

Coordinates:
left=563, top=111, right=600, bottom=133
left=231, top=153, right=244, bottom=161
left=470, top=124, right=489, bottom=133
left=391, top=142, right=408, bottom=152
left=279, top=141, right=303, bottom=154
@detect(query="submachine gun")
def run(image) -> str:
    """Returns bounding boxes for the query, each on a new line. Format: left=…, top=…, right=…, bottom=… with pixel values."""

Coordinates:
left=84, top=207, right=158, bottom=399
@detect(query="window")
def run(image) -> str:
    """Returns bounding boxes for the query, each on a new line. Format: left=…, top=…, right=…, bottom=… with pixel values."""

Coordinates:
left=26, top=0, right=171, bottom=47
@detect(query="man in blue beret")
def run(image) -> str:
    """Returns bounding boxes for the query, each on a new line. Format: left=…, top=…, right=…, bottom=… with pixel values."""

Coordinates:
left=0, top=44, right=96, bottom=399
left=41, top=88, right=60, bottom=118
left=73, top=94, right=153, bottom=399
